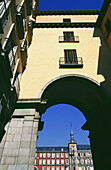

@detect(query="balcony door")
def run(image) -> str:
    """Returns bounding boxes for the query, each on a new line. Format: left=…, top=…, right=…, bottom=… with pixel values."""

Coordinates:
left=64, top=50, right=78, bottom=64
left=63, top=32, right=74, bottom=41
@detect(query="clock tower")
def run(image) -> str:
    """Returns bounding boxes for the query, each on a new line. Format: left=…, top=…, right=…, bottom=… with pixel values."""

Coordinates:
left=68, top=125, right=78, bottom=170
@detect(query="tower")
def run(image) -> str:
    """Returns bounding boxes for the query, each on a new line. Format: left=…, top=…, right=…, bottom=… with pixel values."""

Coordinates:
left=68, top=125, right=77, bottom=170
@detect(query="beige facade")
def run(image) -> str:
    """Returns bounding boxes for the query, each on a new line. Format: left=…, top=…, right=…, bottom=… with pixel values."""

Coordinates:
left=20, top=14, right=111, bottom=99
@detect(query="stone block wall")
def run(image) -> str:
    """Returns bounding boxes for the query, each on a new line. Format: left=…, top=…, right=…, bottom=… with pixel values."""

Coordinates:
left=0, top=109, right=40, bottom=170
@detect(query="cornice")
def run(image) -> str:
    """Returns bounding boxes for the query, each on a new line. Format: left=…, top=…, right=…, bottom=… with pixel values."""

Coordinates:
left=37, top=10, right=100, bottom=16
left=34, top=22, right=96, bottom=28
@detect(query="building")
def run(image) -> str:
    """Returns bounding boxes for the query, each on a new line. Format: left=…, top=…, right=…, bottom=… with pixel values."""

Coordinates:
left=35, top=127, right=94, bottom=170
left=0, top=0, right=111, bottom=169
left=0, top=0, right=38, bottom=141
left=97, top=0, right=111, bottom=51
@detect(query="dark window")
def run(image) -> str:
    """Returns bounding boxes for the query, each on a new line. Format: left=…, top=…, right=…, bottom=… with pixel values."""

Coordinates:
left=64, top=50, right=78, bottom=64
left=63, top=32, right=74, bottom=41
left=63, top=18, right=71, bottom=23
left=105, top=18, right=111, bottom=38
left=78, top=153, right=80, bottom=156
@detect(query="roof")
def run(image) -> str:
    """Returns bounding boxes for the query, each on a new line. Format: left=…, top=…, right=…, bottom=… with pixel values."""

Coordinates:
left=77, top=145, right=91, bottom=150
left=36, top=145, right=91, bottom=152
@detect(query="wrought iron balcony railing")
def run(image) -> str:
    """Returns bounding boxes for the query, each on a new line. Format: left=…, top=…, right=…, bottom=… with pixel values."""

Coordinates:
left=14, top=76, right=20, bottom=97
left=0, top=0, right=10, bottom=16
left=8, top=46, right=18, bottom=73
left=59, top=36, right=79, bottom=42
left=59, top=57, right=83, bottom=68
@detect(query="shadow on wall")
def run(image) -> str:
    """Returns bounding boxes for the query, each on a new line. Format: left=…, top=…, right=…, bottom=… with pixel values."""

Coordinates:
left=93, top=27, right=111, bottom=96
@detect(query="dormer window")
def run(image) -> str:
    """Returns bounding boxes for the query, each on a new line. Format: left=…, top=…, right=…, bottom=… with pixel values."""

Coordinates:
left=63, top=18, right=71, bottom=23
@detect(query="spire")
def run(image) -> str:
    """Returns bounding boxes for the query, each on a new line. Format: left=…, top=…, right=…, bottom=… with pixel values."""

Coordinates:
left=69, top=123, right=76, bottom=143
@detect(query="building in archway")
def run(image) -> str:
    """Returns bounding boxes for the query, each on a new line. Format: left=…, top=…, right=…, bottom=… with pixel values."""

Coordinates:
left=35, top=127, right=94, bottom=170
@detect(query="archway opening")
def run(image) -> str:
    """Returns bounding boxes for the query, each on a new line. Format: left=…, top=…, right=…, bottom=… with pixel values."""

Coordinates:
left=36, top=75, right=109, bottom=169
left=37, top=104, right=90, bottom=146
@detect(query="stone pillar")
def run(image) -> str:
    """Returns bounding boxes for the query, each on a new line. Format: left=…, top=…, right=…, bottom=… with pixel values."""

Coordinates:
left=0, top=109, right=40, bottom=170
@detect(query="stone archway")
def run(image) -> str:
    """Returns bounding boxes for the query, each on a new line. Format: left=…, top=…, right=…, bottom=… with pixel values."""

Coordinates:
left=38, top=74, right=111, bottom=170
left=0, top=74, right=110, bottom=170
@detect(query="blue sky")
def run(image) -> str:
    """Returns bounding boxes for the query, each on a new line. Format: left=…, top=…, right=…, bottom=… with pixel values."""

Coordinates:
left=37, top=0, right=104, bottom=147
left=39, top=0, right=104, bottom=11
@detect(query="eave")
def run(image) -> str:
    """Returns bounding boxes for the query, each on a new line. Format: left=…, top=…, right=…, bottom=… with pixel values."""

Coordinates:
left=37, top=10, right=100, bottom=16
left=34, top=22, right=97, bottom=28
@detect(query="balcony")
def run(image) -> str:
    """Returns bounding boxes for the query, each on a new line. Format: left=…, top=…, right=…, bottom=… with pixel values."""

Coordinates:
left=0, top=0, right=11, bottom=17
left=59, top=36, right=79, bottom=43
left=59, top=57, right=83, bottom=68
left=0, top=0, right=11, bottom=33
left=13, top=76, right=20, bottom=97
left=16, top=12, right=24, bottom=39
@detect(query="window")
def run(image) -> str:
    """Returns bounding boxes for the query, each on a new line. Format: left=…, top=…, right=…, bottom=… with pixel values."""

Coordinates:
left=84, top=153, right=86, bottom=156
left=56, top=160, right=59, bottom=165
left=65, top=153, right=68, bottom=158
left=52, top=167, right=55, bottom=170
left=47, top=160, right=50, bottom=165
left=80, top=152, right=83, bottom=156
left=63, top=19, right=71, bottom=23
left=87, top=159, right=90, bottom=165
left=52, top=153, right=55, bottom=158
left=66, top=167, right=69, bottom=170
left=105, top=18, right=111, bottom=38
left=52, top=160, right=55, bottom=165
left=81, top=159, right=84, bottom=165
left=56, top=167, right=59, bottom=170
left=63, top=32, right=74, bottom=41
left=57, top=153, right=59, bottom=158
left=73, top=159, right=75, bottom=165
left=91, top=159, right=93, bottom=165
left=47, top=167, right=50, bottom=170
left=39, top=159, right=42, bottom=165
left=64, top=50, right=77, bottom=64
left=43, top=160, right=46, bottom=165
left=40, top=153, right=42, bottom=158
left=47, top=153, right=50, bottom=158
left=43, top=153, right=46, bottom=158
left=42, top=167, right=45, bottom=170
left=61, top=153, right=64, bottom=158
left=65, top=159, right=69, bottom=165
left=61, top=159, right=64, bottom=164
left=85, top=159, right=87, bottom=164
left=61, top=148, right=64, bottom=151
left=61, top=167, right=64, bottom=170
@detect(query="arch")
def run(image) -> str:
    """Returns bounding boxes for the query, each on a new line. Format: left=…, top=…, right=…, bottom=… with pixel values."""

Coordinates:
left=38, top=74, right=111, bottom=169
left=38, top=74, right=101, bottom=99
left=39, top=74, right=107, bottom=122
